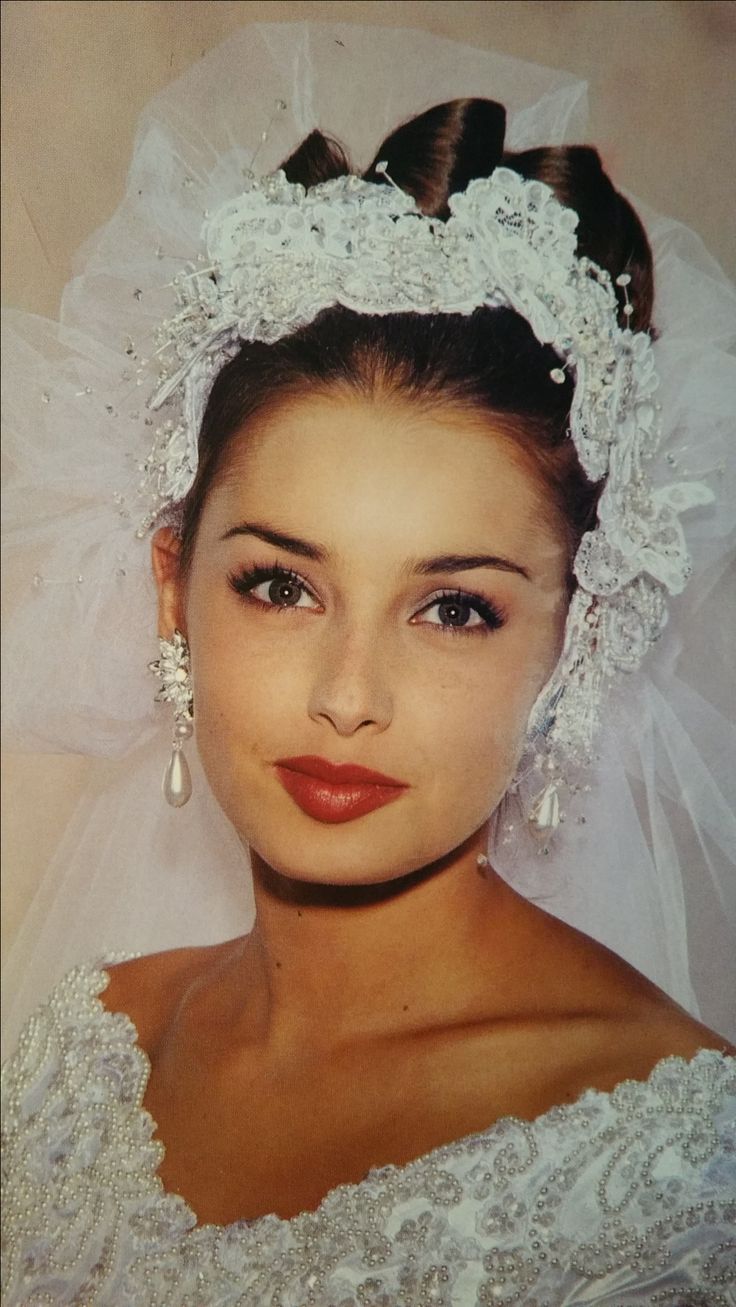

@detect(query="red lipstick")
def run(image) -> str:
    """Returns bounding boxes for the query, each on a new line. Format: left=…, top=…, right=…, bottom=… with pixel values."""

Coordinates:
left=274, top=755, right=408, bottom=824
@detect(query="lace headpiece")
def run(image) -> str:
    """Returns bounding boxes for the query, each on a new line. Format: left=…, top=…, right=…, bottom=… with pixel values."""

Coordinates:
left=138, top=166, right=712, bottom=776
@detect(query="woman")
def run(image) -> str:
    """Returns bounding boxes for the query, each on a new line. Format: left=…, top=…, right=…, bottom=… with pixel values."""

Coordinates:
left=3, top=24, right=734, bottom=1306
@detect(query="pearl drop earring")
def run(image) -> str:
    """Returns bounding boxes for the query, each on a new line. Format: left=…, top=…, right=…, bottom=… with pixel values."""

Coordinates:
left=148, top=628, right=194, bottom=807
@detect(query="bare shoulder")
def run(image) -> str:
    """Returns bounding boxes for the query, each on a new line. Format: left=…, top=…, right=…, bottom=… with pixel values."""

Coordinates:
left=596, top=938, right=734, bottom=1060
left=521, top=904, right=735, bottom=1087
left=616, top=990, right=736, bottom=1065
left=566, top=926, right=735, bottom=1070
left=103, top=939, right=242, bottom=1054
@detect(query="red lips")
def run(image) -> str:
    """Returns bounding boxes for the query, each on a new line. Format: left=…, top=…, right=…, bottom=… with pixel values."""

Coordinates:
left=274, top=755, right=408, bottom=823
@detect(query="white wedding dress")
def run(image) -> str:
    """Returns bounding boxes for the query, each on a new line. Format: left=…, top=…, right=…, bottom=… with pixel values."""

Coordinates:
left=2, top=960, right=734, bottom=1307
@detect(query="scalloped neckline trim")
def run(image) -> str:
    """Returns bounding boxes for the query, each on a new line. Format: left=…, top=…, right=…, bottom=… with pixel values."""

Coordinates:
left=74, top=957, right=732, bottom=1240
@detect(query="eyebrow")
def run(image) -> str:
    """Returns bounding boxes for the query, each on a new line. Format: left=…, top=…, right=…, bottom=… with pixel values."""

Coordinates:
left=221, top=521, right=531, bottom=581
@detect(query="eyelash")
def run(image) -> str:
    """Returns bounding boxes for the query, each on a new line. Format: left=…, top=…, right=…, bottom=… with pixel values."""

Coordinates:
left=227, top=564, right=506, bottom=635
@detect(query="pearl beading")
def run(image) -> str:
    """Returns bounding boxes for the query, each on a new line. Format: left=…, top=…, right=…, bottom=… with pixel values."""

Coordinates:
left=2, top=961, right=734, bottom=1305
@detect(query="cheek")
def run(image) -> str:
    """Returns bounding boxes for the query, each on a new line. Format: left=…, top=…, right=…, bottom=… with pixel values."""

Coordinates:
left=189, top=619, right=303, bottom=755
left=408, top=603, right=566, bottom=809
left=409, top=651, right=540, bottom=794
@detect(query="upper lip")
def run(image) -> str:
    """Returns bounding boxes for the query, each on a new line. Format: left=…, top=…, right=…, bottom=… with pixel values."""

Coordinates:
left=275, top=756, right=408, bottom=787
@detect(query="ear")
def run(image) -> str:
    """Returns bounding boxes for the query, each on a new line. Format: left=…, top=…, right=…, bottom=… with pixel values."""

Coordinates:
left=151, top=527, right=187, bottom=638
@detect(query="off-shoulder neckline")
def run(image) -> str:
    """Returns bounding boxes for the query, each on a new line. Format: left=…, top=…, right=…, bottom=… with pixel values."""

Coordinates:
left=67, top=957, right=735, bottom=1240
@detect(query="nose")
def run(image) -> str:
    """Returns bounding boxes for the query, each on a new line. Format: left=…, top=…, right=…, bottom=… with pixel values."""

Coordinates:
left=307, top=618, right=394, bottom=737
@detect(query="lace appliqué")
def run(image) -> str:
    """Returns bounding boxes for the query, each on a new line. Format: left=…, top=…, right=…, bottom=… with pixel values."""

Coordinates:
left=2, top=962, right=735, bottom=1306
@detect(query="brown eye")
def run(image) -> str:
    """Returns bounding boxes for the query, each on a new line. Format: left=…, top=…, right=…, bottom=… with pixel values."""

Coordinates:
left=414, top=589, right=505, bottom=634
left=435, top=598, right=478, bottom=628
left=266, top=577, right=304, bottom=607
left=228, top=565, right=321, bottom=611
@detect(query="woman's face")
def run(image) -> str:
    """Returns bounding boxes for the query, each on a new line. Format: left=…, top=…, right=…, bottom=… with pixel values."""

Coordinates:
left=155, top=390, right=569, bottom=885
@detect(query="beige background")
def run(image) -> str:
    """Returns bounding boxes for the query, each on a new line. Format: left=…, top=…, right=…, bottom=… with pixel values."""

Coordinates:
left=2, top=0, right=736, bottom=957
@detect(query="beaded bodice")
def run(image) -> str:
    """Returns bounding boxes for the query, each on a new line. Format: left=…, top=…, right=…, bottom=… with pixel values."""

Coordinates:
left=2, top=962, right=735, bottom=1306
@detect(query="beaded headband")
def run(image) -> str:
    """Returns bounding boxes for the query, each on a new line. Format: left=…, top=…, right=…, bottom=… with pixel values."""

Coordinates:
left=138, top=165, right=711, bottom=797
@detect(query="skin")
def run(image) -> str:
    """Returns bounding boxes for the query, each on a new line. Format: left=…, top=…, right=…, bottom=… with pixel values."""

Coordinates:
left=105, top=388, right=733, bottom=1226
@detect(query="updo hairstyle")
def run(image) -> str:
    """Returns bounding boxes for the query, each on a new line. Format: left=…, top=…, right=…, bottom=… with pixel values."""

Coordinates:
left=178, top=100, right=655, bottom=584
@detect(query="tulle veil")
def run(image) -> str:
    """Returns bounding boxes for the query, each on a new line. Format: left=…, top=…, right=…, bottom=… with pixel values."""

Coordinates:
left=2, top=22, right=735, bottom=1059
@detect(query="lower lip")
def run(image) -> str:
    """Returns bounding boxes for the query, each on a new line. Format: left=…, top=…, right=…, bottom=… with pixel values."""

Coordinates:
left=274, top=766, right=407, bottom=824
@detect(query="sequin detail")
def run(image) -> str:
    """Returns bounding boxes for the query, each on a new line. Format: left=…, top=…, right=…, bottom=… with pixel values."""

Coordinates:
left=2, top=961, right=735, bottom=1305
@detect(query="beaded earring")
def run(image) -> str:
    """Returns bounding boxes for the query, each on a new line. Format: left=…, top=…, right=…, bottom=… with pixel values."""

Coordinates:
left=148, top=628, right=194, bottom=807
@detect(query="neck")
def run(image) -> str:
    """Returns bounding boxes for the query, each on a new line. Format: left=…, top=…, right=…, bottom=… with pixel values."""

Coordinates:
left=228, top=828, right=526, bottom=1052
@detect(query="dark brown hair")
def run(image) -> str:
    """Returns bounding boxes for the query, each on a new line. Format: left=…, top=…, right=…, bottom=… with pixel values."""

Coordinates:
left=178, top=99, right=654, bottom=578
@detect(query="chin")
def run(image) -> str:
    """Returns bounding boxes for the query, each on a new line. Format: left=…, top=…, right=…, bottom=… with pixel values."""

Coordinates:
left=248, top=835, right=422, bottom=888
left=247, top=815, right=487, bottom=892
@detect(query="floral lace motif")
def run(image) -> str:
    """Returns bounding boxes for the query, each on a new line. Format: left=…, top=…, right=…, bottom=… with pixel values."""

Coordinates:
left=2, top=963, right=735, bottom=1306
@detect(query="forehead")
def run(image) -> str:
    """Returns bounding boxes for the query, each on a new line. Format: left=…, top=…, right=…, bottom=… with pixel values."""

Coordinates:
left=206, top=390, right=564, bottom=567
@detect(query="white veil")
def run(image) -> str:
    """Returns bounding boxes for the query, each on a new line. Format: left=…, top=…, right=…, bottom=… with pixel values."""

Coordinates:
left=2, top=22, right=735, bottom=1059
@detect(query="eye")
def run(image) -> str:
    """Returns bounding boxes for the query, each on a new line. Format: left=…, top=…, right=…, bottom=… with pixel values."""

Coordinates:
left=228, top=564, right=321, bottom=612
left=414, top=589, right=505, bottom=634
